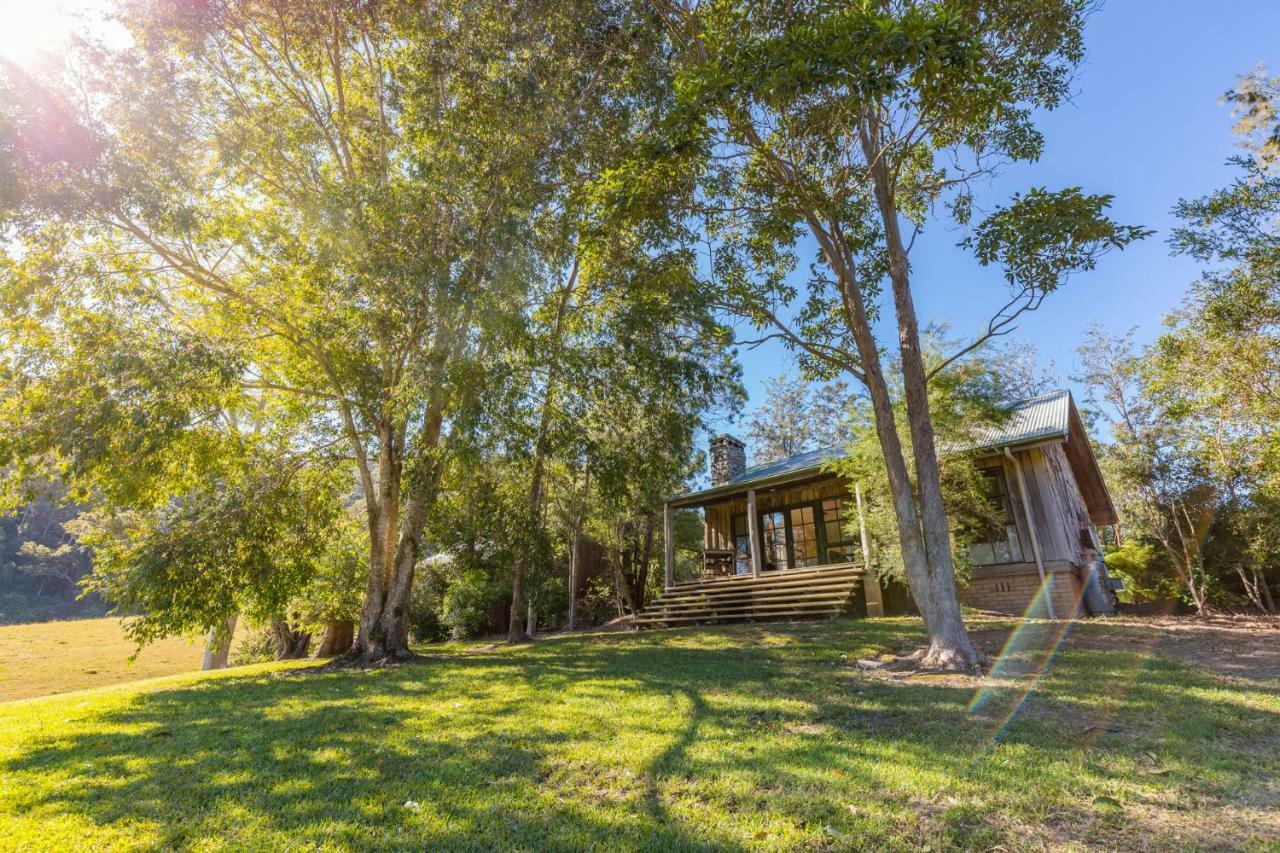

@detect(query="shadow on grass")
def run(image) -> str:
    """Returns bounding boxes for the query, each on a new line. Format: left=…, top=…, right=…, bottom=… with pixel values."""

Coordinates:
left=4, top=619, right=1279, bottom=850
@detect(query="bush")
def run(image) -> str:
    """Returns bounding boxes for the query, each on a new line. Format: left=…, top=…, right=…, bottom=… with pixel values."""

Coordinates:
left=1105, top=540, right=1179, bottom=604
left=408, top=556, right=450, bottom=644
left=229, top=628, right=277, bottom=667
left=441, top=570, right=493, bottom=640
left=577, top=575, right=617, bottom=627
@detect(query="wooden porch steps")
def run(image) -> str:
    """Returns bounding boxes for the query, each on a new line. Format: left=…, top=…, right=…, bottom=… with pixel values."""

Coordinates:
left=635, top=564, right=864, bottom=628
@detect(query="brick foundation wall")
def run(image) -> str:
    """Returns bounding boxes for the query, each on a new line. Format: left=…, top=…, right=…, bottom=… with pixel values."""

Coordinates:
left=960, top=569, right=1082, bottom=618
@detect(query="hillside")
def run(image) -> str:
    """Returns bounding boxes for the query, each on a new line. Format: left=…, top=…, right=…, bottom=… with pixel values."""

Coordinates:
left=1, top=618, right=1277, bottom=851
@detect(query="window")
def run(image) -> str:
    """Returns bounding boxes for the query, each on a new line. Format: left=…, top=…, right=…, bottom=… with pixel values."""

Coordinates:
left=821, top=498, right=859, bottom=564
left=966, top=468, right=1023, bottom=565
left=732, top=513, right=752, bottom=575
left=789, top=505, right=819, bottom=567
left=731, top=498, right=862, bottom=572
left=761, top=511, right=789, bottom=570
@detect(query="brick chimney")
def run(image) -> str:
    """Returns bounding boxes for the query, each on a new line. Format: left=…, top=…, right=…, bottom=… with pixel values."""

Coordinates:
left=710, top=434, right=746, bottom=486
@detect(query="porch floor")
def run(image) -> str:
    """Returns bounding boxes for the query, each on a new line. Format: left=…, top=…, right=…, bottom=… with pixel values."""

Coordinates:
left=635, top=563, right=865, bottom=628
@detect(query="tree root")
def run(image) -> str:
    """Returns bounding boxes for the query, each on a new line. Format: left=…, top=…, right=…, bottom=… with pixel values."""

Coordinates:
left=914, top=642, right=988, bottom=675
left=871, top=643, right=988, bottom=676
left=325, top=647, right=419, bottom=670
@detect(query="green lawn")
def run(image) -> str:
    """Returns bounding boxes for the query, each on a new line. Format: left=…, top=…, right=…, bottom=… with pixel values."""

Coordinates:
left=1, top=618, right=1276, bottom=851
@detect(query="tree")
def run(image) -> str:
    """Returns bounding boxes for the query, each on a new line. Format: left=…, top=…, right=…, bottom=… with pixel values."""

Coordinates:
left=0, top=0, right=655, bottom=661
left=76, top=452, right=343, bottom=648
left=629, top=0, right=1144, bottom=669
left=744, top=373, right=852, bottom=465
left=1140, top=66, right=1280, bottom=613
left=831, top=337, right=1032, bottom=588
left=1076, top=326, right=1216, bottom=614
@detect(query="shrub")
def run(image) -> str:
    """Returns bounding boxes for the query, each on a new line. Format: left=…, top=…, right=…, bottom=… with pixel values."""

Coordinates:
left=440, top=570, right=493, bottom=640
left=1105, top=540, right=1179, bottom=604
left=229, top=628, right=277, bottom=667
left=408, top=556, right=450, bottom=644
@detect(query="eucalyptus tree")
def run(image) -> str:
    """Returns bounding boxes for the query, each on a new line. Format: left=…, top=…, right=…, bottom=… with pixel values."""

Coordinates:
left=1076, top=327, right=1217, bottom=615
left=0, top=0, right=647, bottom=661
left=629, top=0, right=1144, bottom=669
left=745, top=373, right=852, bottom=464
left=1143, top=68, right=1280, bottom=613
left=499, top=222, right=742, bottom=632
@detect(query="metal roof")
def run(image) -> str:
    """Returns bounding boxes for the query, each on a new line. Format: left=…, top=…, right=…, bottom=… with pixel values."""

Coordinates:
left=671, top=389, right=1076, bottom=506
left=947, top=389, right=1072, bottom=454
left=721, top=445, right=845, bottom=489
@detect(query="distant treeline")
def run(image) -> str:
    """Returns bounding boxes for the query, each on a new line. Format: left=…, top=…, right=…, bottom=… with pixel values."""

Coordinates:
left=1, top=485, right=104, bottom=624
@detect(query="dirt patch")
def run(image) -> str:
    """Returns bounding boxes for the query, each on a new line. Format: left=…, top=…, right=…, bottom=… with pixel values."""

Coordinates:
left=968, top=615, right=1280, bottom=684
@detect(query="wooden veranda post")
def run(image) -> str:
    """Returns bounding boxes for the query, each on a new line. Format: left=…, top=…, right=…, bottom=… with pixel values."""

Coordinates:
left=855, top=484, right=885, bottom=617
left=746, top=489, right=761, bottom=578
left=663, top=502, right=675, bottom=590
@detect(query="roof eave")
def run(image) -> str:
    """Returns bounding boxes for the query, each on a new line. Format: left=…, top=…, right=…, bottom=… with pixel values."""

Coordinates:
left=961, top=429, right=1070, bottom=457
left=667, top=461, right=836, bottom=508
left=668, top=430, right=1074, bottom=508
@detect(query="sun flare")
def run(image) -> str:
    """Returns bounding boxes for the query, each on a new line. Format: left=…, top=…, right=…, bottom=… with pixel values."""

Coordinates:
left=0, top=0, right=115, bottom=62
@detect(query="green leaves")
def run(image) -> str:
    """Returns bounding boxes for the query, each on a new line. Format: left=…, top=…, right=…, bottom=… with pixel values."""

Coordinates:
left=964, top=187, right=1151, bottom=295
left=80, top=459, right=344, bottom=644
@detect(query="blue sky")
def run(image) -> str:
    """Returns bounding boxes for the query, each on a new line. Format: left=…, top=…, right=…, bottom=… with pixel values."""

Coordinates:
left=714, top=0, right=1280, bottom=440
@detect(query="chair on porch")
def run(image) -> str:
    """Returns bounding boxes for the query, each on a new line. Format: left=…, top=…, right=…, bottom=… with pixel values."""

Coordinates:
left=701, top=549, right=735, bottom=579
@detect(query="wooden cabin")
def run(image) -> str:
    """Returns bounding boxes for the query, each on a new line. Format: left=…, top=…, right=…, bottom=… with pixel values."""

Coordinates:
left=641, top=390, right=1118, bottom=627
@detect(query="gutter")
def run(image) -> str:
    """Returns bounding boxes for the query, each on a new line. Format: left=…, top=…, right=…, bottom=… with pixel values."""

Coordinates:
left=1004, top=446, right=1055, bottom=619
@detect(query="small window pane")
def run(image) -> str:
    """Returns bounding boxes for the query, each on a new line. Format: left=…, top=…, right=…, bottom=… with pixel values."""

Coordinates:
left=824, top=521, right=843, bottom=545
left=734, top=535, right=752, bottom=575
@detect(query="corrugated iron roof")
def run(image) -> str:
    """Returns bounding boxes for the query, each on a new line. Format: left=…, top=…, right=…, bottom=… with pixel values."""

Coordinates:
left=948, top=389, right=1072, bottom=453
left=722, top=446, right=844, bottom=489
left=672, top=389, right=1076, bottom=506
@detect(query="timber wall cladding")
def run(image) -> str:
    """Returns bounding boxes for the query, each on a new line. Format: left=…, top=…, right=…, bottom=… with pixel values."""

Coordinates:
left=1016, top=446, right=1079, bottom=564
left=704, top=503, right=734, bottom=551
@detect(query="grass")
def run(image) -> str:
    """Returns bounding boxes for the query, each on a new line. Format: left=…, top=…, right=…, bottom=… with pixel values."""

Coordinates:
left=0, top=617, right=1277, bottom=851
left=0, top=617, right=245, bottom=702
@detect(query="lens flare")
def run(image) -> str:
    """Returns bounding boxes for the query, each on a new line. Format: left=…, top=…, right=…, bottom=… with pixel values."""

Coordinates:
left=966, top=577, right=1085, bottom=749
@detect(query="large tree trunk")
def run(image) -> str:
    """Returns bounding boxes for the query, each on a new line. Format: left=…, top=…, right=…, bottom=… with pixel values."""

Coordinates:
left=566, top=466, right=589, bottom=630
left=810, top=213, right=952, bottom=651
left=637, top=513, right=655, bottom=610
left=201, top=614, right=237, bottom=671
left=567, top=521, right=581, bottom=630
left=862, top=120, right=984, bottom=671
left=316, top=618, right=355, bottom=657
left=353, top=400, right=446, bottom=663
left=612, top=525, right=640, bottom=615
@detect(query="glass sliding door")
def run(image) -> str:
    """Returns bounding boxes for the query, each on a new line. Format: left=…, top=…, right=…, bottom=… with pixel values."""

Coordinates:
left=743, top=497, right=864, bottom=572
left=732, top=514, right=752, bottom=575
left=789, top=505, right=820, bottom=567
left=761, top=511, right=788, bottom=571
